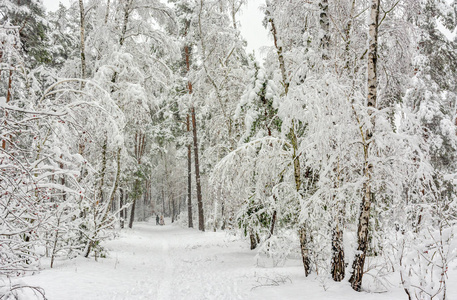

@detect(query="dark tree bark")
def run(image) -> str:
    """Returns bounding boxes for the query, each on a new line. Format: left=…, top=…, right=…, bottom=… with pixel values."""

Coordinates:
left=162, top=186, right=166, bottom=216
left=187, top=141, right=193, bottom=227
left=250, top=231, right=257, bottom=250
left=184, top=25, right=194, bottom=229
left=270, top=210, right=277, bottom=237
left=191, top=107, right=204, bottom=231
left=59, top=154, right=66, bottom=202
left=129, top=195, right=136, bottom=229
left=119, top=188, right=124, bottom=228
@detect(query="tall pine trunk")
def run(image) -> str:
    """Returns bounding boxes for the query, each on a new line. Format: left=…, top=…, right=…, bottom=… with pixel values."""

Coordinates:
left=184, top=28, right=194, bottom=229
left=128, top=198, right=136, bottom=229
left=78, top=0, right=86, bottom=87
left=187, top=135, right=193, bottom=227
left=349, top=0, right=380, bottom=291
left=191, top=107, right=204, bottom=231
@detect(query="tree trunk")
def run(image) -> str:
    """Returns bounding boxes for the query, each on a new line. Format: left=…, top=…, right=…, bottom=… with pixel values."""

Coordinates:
left=171, top=195, right=175, bottom=223
left=269, top=12, right=309, bottom=276
left=78, top=0, right=86, bottom=87
left=59, top=154, right=66, bottom=201
left=331, top=189, right=346, bottom=281
left=319, top=0, right=330, bottom=59
left=349, top=0, right=380, bottom=291
left=50, top=217, right=60, bottom=268
left=129, top=179, right=139, bottom=229
left=102, top=147, right=121, bottom=222
left=331, top=0, right=357, bottom=280
left=331, top=220, right=345, bottom=281
left=331, top=158, right=345, bottom=281
left=221, top=198, right=226, bottom=230
left=162, top=186, right=166, bottom=216
left=191, top=107, right=204, bottom=231
left=268, top=17, right=288, bottom=94
left=2, top=70, right=13, bottom=150
left=111, top=0, right=132, bottom=85
left=270, top=210, right=277, bottom=236
left=119, top=188, right=124, bottom=228
left=98, top=135, right=108, bottom=204
left=299, top=226, right=310, bottom=276
left=290, top=121, right=310, bottom=276
left=184, top=25, right=194, bottom=228
left=129, top=196, right=136, bottom=229
left=187, top=141, right=193, bottom=228
left=104, top=0, right=110, bottom=24
left=250, top=231, right=257, bottom=250
left=124, top=193, right=128, bottom=224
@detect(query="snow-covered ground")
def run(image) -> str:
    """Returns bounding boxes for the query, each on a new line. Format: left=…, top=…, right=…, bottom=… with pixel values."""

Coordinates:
left=11, top=220, right=457, bottom=299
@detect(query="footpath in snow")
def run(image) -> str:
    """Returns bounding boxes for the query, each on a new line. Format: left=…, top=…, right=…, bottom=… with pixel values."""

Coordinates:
left=17, top=220, right=456, bottom=299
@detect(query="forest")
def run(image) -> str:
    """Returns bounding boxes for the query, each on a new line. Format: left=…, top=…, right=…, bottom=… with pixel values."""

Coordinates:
left=1, top=0, right=457, bottom=299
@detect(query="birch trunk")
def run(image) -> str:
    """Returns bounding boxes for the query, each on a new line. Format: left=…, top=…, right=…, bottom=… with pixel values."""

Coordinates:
left=331, top=158, right=345, bottom=281
left=331, top=213, right=345, bottom=281
left=349, top=0, right=380, bottom=291
left=299, top=227, right=310, bottom=276
left=331, top=1, right=357, bottom=279
left=319, top=0, right=330, bottom=59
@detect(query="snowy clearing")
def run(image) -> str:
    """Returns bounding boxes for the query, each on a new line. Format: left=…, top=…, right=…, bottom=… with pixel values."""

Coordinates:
left=11, top=220, right=456, bottom=300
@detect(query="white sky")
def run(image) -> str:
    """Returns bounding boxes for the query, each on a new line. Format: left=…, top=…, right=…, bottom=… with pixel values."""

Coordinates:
left=42, top=0, right=70, bottom=11
left=42, top=0, right=271, bottom=56
left=238, top=0, right=272, bottom=57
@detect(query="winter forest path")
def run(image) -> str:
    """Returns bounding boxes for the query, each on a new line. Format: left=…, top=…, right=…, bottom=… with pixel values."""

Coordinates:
left=21, top=221, right=254, bottom=299
left=19, top=220, right=433, bottom=300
